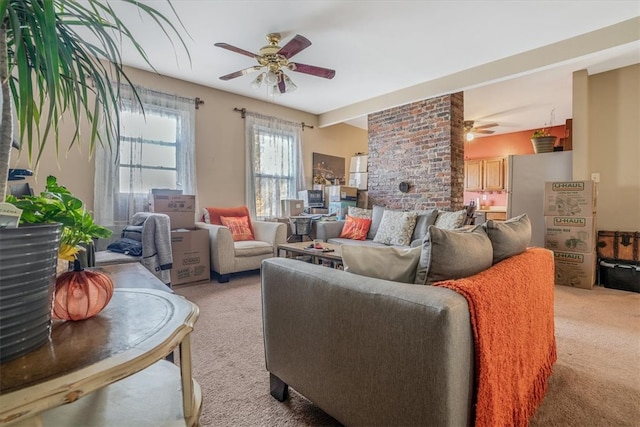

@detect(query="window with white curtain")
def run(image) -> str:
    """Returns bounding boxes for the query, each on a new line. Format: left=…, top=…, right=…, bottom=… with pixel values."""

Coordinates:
left=94, top=85, right=197, bottom=229
left=244, top=113, right=306, bottom=219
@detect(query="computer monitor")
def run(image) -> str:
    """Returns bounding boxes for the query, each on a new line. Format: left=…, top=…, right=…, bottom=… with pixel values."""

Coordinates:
left=9, top=183, right=33, bottom=198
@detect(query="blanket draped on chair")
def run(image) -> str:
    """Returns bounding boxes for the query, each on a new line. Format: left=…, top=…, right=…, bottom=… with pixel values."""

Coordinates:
left=132, top=212, right=173, bottom=286
left=434, top=247, right=557, bottom=427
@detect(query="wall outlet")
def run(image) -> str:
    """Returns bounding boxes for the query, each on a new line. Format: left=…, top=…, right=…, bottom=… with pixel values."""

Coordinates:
left=482, top=194, right=488, bottom=201
left=591, top=172, right=600, bottom=183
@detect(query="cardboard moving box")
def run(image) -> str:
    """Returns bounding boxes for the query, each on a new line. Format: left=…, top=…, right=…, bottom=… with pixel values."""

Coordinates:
left=544, top=216, right=596, bottom=253
left=170, top=228, right=210, bottom=285
left=149, top=194, right=196, bottom=229
left=553, top=251, right=596, bottom=290
left=544, top=181, right=597, bottom=216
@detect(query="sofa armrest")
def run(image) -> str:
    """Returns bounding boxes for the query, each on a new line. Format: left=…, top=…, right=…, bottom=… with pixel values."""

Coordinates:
left=314, top=220, right=345, bottom=241
left=261, top=258, right=474, bottom=426
left=252, top=221, right=287, bottom=256
left=195, top=221, right=235, bottom=274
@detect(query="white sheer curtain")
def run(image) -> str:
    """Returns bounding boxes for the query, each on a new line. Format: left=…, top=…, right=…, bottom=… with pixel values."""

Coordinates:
left=94, top=85, right=197, bottom=229
left=244, top=112, right=306, bottom=219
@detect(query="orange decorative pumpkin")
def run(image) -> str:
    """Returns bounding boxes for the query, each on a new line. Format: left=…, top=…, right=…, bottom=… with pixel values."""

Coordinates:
left=53, top=260, right=114, bottom=321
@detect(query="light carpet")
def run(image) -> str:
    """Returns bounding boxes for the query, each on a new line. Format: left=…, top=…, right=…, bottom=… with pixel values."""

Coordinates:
left=174, top=272, right=640, bottom=426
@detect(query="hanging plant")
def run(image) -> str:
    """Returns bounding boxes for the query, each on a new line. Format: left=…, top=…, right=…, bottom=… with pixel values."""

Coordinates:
left=53, top=260, right=114, bottom=321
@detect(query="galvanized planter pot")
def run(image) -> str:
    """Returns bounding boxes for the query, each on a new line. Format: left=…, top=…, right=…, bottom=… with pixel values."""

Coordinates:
left=0, top=223, right=61, bottom=363
left=531, top=136, right=557, bottom=154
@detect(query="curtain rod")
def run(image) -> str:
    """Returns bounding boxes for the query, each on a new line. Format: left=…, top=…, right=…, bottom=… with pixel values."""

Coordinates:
left=114, top=81, right=205, bottom=110
left=233, top=107, right=314, bottom=131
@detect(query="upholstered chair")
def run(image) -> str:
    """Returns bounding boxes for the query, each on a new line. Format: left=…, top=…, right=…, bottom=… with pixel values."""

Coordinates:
left=195, top=207, right=287, bottom=282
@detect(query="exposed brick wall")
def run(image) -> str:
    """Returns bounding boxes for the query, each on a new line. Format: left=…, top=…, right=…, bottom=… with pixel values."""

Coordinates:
left=367, top=93, right=465, bottom=211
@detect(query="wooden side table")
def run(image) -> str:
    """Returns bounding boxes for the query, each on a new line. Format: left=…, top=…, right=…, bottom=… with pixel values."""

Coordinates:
left=0, top=279, right=200, bottom=426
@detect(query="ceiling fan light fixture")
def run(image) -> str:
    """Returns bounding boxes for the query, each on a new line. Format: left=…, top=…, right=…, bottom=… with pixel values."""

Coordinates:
left=466, top=132, right=475, bottom=142
left=265, top=70, right=278, bottom=86
left=250, top=72, right=265, bottom=89
left=283, top=73, right=297, bottom=93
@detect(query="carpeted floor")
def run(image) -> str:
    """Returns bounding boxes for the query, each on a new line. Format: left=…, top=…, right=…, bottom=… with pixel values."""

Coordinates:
left=174, top=272, right=640, bottom=426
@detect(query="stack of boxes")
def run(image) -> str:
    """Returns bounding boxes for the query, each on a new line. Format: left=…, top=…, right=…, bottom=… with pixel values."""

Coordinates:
left=148, top=189, right=210, bottom=285
left=327, top=186, right=357, bottom=219
left=543, top=181, right=597, bottom=289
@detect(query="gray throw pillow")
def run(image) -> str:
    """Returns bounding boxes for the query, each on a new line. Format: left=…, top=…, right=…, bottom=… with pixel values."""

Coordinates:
left=373, top=210, right=418, bottom=246
left=411, top=209, right=439, bottom=242
left=367, top=205, right=386, bottom=240
left=433, top=209, right=467, bottom=230
left=414, top=225, right=493, bottom=285
left=483, top=213, right=531, bottom=264
left=342, top=245, right=422, bottom=283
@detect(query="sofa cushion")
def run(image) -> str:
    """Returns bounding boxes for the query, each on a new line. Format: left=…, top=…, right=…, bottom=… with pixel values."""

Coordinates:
left=342, top=245, right=422, bottom=283
left=411, top=209, right=439, bottom=242
left=204, top=206, right=254, bottom=236
left=415, top=225, right=493, bottom=285
left=339, top=215, right=372, bottom=240
left=234, top=240, right=273, bottom=257
left=483, top=213, right=531, bottom=264
left=220, top=215, right=255, bottom=241
left=434, top=209, right=467, bottom=230
left=368, top=205, right=386, bottom=240
left=373, top=210, right=418, bottom=246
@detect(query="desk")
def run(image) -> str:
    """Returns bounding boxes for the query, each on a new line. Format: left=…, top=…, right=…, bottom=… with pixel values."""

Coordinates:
left=0, top=266, right=201, bottom=426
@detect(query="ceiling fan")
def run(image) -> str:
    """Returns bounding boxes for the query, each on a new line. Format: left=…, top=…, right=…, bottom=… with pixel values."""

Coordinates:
left=463, top=120, right=498, bottom=141
left=214, top=33, right=336, bottom=94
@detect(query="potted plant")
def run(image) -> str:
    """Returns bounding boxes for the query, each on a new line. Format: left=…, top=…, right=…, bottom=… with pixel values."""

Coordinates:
left=531, top=109, right=558, bottom=153
left=0, top=0, right=188, bottom=362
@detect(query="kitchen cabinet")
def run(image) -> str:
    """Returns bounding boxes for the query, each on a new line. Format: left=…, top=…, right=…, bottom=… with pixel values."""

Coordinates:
left=464, top=160, right=483, bottom=191
left=464, top=157, right=506, bottom=192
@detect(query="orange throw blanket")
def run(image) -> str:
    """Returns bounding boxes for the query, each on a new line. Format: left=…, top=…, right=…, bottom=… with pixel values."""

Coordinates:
left=434, top=247, right=557, bottom=427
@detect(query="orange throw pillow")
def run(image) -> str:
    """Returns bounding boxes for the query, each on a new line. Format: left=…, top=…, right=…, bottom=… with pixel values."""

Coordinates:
left=339, top=215, right=372, bottom=240
left=205, top=206, right=254, bottom=236
left=220, top=216, right=255, bottom=241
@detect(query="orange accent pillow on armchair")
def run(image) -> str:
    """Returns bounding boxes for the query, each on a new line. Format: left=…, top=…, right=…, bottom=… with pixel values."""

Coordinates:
left=339, top=215, right=372, bottom=240
left=204, top=206, right=255, bottom=237
left=220, top=216, right=255, bottom=241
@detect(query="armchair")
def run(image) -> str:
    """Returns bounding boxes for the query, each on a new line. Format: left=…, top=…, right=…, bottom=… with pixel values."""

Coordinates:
left=196, top=220, right=287, bottom=282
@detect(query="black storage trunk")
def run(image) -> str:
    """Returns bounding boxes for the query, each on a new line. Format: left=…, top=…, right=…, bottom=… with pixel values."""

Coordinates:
left=599, top=261, right=640, bottom=293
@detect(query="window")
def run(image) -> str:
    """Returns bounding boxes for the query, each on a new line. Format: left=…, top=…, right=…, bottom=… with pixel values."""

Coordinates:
left=94, top=86, right=197, bottom=227
left=245, top=113, right=306, bottom=219
left=118, top=107, right=180, bottom=194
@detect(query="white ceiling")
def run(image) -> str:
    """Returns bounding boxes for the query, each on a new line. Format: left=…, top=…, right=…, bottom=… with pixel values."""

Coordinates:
left=105, top=1, right=640, bottom=136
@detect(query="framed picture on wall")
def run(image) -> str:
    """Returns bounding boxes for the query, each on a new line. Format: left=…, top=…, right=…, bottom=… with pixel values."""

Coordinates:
left=312, top=153, right=346, bottom=186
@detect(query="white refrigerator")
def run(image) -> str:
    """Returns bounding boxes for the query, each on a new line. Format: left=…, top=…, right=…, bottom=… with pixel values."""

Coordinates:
left=507, top=151, right=573, bottom=247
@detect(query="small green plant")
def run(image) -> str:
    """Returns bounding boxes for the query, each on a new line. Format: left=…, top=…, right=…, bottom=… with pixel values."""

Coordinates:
left=532, top=128, right=552, bottom=138
left=5, top=176, right=111, bottom=260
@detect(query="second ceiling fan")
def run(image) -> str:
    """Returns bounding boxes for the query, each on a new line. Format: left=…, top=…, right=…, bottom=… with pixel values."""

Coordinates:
left=215, top=33, right=335, bottom=94
left=464, top=120, right=498, bottom=141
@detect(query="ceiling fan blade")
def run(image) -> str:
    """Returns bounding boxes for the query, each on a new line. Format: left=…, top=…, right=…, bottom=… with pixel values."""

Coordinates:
left=289, top=62, right=336, bottom=79
left=475, top=129, right=495, bottom=134
left=278, top=76, right=287, bottom=94
left=219, top=66, right=262, bottom=81
left=214, top=42, right=257, bottom=59
left=473, top=123, right=499, bottom=130
left=277, top=34, right=312, bottom=59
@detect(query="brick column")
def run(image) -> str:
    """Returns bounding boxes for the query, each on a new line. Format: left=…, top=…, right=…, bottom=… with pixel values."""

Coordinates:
left=367, top=92, right=464, bottom=211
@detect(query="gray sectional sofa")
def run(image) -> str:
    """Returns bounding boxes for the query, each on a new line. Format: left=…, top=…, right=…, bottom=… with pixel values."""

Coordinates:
left=261, top=214, right=556, bottom=426
left=315, top=206, right=467, bottom=248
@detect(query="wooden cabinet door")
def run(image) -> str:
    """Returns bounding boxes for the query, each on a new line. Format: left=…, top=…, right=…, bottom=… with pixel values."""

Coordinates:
left=464, top=160, right=483, bottom=191
left=483, top=158, right=505, bottom=191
